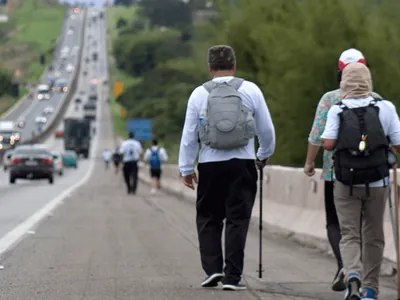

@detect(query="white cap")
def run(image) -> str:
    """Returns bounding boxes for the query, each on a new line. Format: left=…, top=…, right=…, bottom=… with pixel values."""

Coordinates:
left=338, top=48, right=366, bottom=71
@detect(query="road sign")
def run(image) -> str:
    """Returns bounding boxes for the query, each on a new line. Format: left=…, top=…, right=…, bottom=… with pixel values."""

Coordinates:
left=0, top=14, right=8, bottom=23
left=120, top=107, right=127, bottom=118
left=113, top=81, right=124, bottom=98
left=127, top=119, right=152, bottom=141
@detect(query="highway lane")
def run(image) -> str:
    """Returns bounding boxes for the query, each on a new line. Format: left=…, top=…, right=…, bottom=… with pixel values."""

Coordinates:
left=0, top=7, right=108, bottom=239
left=4, top=9, right=85, bottom=142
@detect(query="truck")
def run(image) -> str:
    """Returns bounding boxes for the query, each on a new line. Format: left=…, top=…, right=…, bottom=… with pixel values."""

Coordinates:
left=0, top=121, right=20, bottom=151
left=63, top=118, right=91, bottom=158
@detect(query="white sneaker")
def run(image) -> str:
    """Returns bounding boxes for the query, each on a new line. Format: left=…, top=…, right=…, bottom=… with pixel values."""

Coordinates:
left=150, top=188, right=156, bottom=195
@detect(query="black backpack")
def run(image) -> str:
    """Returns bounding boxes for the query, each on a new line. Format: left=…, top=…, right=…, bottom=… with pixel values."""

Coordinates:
left=333, top=98, right=389, bottom=195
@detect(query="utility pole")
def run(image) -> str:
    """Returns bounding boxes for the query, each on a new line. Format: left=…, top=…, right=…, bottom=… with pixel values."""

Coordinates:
left=7, top=0, right=12, bottom=16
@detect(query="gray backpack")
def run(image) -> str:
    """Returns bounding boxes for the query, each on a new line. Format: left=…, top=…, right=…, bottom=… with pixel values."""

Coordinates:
left=198, top=78, right=256, bottom=149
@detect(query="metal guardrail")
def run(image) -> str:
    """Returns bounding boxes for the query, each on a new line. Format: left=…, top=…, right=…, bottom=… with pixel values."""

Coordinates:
left=21, top=9, right=88, bottom=145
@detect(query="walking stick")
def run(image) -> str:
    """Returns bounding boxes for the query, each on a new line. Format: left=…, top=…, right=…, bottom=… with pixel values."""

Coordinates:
left=389, top=184, right=397, bottom=257
left=258, top=167, right=264, bottom=278
left=393, top=164, right=400, bottom=299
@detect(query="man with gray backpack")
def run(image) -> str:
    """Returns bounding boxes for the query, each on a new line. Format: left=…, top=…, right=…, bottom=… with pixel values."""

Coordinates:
left=178, top=45, right=275, bottom=291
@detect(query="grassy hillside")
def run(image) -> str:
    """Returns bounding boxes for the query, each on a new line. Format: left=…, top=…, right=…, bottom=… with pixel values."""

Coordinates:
left=0, top=0, right=67, bottom=114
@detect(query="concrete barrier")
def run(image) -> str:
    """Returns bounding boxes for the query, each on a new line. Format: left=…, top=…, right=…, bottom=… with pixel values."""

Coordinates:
left=138, top=163, right=398, bottom=274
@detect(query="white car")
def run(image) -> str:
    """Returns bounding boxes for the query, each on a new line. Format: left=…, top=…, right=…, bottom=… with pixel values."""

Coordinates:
left=2, top=149, right=14, bottom=171
left=37, top=84, right=50, bottom=100
left=51, top=151, right=64, bottom=176
left=35, top=116, right=47, bottom=124
left=66, top=64, right=75, bottom=73
left=43, top=107, right=54, bottom=115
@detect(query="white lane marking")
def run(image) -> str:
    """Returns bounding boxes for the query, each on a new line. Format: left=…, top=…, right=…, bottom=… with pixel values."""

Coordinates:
left=0, top=9, right=102, bottom=257
left=0, top=131, right=98, bottom=256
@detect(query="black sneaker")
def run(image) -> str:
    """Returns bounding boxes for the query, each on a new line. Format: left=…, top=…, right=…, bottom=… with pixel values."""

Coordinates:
left=201, top=273, right=224, bottom=287
left=222, top=280, right=247, bottom=291
left=332, top=268, right=345, bottom=291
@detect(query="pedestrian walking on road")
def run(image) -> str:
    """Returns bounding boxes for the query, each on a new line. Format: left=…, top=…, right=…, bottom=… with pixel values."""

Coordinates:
left=303, top=48, right=383, bottom=292
left=102, top=149, right=111, bottom=170
left=112, top=146, right=122, bottom=174
left=321, top=62, right=400, bottom=300
left=179, top=45, right=275, bottom=291
left=143, top=139, right=168, bottom=195
left=119, top=132, right=142, bottom=194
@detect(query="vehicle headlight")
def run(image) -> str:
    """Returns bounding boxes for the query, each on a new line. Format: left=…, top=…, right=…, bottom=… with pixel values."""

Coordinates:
left=0, top=145, right=3, bottom=150
left=45, top=94, right=50, bottom=99
left=0, top=136, right=3, bottom=141
left=38, top=94, right=43, bottom=100
left=63, top=87, right=68, bottom=92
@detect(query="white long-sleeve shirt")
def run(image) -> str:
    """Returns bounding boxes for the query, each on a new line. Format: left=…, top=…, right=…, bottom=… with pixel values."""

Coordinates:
left=321, top=96, right=400, bottom=187
left=179, top=76, right=276, bottom=176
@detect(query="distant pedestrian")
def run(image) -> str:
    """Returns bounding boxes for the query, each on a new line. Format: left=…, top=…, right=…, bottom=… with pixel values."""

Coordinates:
left=102, top=149, right=111, bottom=170
left=112, top=146, right=122, bottom=174
left=143, top=139, right=168, bottom=194
left=179, top=45, right=275, bottom=291
left=321, top=62, right=400, bottom=300
left=119, top=132, right=142, bottom=194
left=303, top=48, right=382, bottom=292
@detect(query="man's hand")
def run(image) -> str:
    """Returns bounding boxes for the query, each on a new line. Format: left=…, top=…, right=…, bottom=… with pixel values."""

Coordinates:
left=303, top=162, right=315, bottom=177
left=182, top=172, right=198, bottom=190
left=256, top=158, right=268, bottom=169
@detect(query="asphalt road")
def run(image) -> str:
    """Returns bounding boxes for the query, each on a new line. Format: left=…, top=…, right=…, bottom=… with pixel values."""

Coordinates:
left=3, top=8, right=85, bottom=141
left=0, top=7, right=107, bottom=242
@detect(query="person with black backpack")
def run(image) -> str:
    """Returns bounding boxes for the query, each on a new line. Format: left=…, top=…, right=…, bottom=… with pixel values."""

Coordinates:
left=112, top=146, right=122, bottom=174
left=321, top=62, right=400, bottom=300
left=304, top=48, right=383, bottom=292
left=143, top=139, right=168, bottom=195
left=178, top=45, right=275, bottom=291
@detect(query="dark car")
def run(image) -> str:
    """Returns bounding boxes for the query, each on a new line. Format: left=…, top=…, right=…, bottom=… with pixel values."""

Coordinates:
left=9, top=146, right=54, bottom=184
left=83, top=102, right=96, bottom=111
left=75, top=97, right=82, bottom=104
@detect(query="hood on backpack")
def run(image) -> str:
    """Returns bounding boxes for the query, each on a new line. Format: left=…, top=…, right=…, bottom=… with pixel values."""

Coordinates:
left=340, top=62, right=372, bottom=99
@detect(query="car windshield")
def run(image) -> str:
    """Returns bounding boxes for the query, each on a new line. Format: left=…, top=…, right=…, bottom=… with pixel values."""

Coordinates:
left=55, top=80, right=67, bottom=86
left=14, top=148, right=50, bottom=156
left=64, top=152, right=76, bottom=157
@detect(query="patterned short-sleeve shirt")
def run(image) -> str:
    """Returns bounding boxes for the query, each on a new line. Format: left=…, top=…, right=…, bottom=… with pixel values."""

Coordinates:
left=308, top=89, right=382, bottom=181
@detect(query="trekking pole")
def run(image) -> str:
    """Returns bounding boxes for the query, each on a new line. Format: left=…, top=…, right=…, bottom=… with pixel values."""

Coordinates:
left=258, top=167, right=264, bottom=278
left=389, top=184, right=397, bottom=256
left=393, top=164, right=400, bottom=299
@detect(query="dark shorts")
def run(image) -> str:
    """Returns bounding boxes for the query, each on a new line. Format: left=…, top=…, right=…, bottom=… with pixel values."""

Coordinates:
left=150, top=168, right=161, bottom=179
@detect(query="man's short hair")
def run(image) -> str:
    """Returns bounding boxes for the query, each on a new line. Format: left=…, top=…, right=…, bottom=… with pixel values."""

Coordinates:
left=152, top=139, right=158, bottom=146
left=208, top=45, right=236, bottom=71
left=128, top=132, right=135, bottom=139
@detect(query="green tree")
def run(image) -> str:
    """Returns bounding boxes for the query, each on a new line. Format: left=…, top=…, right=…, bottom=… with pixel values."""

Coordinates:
left=113, top=29, right=191, bottom=77
left=139, top=0, right=192, bottom=29
left=213, top=0, right=400, bottom=166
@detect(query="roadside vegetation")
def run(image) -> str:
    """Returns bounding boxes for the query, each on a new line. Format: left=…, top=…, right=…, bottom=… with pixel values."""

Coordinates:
left=107, top=0, right=400, bottom=166
left=0, top=0, right=67, bottom=115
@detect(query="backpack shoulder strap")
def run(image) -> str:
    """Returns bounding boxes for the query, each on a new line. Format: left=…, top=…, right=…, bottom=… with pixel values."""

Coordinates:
left=336, top=101, right=349, bottom=111
left=203, top=81, right=218, bottom=93
left=228, top=78, right=244, bottom=90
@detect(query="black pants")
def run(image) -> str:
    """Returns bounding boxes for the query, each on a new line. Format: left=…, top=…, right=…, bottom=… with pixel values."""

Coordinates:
left=324, top=181, right=343, bottom=268
left=123, top=160, right=138, bottom=193
left=196, top=158, right=257, bottom=284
